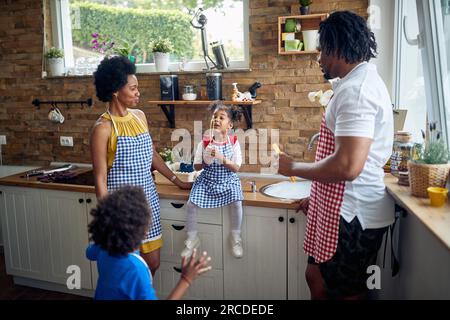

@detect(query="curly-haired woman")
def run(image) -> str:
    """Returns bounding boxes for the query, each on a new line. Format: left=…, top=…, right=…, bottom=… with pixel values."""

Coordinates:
left=90, top=56, right=192, bottom=276
left=87, top=186, right=211, bottom=300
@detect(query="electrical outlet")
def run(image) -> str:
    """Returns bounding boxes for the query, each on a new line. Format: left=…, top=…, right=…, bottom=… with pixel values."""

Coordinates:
left=0, top=135, right=6, bottom=145
left=60, top=136, right=73, bottom=147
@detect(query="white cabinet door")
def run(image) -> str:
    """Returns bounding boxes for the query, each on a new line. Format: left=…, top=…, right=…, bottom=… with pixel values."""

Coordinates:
left=40, top=189, right=92, bottom=289
left=287, top=210, right=310, bottom=300
left=160, top=219, right=223, bottom=269
left=153, top=261, right=223, bottom=300
left=223, top=206, right=287, bottom=300
left=0, top=186, right=46, bottom=280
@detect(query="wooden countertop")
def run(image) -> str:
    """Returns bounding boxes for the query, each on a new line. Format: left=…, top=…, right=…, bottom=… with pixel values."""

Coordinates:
left=0, top=169, right=299, bottom=210
left=2, top=169, right=448, bottom=247
left=384, top=174, right=450, bottom=251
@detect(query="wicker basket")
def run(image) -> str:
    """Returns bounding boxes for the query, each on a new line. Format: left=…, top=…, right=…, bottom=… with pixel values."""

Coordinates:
left=407, top=161, right=450, bottom=197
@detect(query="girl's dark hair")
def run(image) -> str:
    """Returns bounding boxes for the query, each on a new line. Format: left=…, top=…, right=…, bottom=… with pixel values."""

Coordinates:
left=94, top=56, right=136, bottom=102
left=319, top=11, right=377, bottom=63
left=209, top=101, right=242, bottom=123
left=88, top=185, right=151, bottom=256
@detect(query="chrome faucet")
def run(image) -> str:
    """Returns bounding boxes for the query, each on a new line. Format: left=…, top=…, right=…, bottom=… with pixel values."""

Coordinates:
left=247, top=180, right=257, bottom=193
left=307, top=132, right=320, bottom=150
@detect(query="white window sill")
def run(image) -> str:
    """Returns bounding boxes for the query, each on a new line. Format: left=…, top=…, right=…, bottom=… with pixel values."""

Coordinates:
left=42, top=68, right=252, bottom=79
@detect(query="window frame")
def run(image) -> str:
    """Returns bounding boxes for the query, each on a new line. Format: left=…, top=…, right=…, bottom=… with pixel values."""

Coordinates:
left=49, top=0, right=250, bottom=74
left=393, top=0, right=450, bottom=149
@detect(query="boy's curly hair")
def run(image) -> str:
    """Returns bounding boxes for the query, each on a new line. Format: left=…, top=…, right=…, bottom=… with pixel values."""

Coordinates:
left=94, top=56, right=136, bottom=102
left=88, top=186, right=151, bottom=256
left=209, top=101, right=242, bottom=123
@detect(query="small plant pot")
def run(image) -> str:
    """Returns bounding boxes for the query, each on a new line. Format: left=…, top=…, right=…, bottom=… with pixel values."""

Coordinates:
left=300, top=6, right=310, bottom=15
left=47, top=58, right=65, bottom=76
left=154, top=52, right=170, bottom=72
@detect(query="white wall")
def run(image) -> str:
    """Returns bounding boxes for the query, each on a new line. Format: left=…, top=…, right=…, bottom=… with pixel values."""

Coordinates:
left=368, top=0, right=396, bottom=97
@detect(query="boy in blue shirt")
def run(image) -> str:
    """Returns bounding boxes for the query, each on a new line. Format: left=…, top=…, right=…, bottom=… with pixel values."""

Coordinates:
left=87, top=185, right=211, bottom=300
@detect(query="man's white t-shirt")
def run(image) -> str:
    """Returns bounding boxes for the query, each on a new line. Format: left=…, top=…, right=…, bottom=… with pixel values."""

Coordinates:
left=325, top=62, right=395, bottom=229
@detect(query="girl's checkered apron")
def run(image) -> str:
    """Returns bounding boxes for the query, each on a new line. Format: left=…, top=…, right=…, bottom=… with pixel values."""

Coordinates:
left=303, top=114, right=346, bottom=263
left=106, top=112, right=161, bottom=243
left=189, top=136, right=243, bottom=208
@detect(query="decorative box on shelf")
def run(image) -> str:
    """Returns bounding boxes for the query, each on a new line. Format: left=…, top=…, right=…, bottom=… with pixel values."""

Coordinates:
left=278, top=13, right=329, bottom=55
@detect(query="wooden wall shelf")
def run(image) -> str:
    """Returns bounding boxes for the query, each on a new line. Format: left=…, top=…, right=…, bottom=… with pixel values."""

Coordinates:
left=278, top=13, right=328, bottom=55
left=147, top=100, right=262, bottom=129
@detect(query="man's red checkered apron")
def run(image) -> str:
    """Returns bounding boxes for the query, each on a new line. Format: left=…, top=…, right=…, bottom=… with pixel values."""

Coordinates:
left=303, top=114, right=346, bottom=263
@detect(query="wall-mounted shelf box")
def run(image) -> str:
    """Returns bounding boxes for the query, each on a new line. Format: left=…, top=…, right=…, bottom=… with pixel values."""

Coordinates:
left=148, top=100, right=262, bottom=129
left=278, top=13, right=329, bottom=55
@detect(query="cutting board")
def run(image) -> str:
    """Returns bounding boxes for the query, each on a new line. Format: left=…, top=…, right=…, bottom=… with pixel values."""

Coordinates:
left=393, top=109, right=407, bottom=132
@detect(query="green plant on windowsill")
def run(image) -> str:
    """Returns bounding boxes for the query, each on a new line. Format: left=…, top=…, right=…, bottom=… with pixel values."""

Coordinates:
left=408, top=121, right=450, bottom=197
left=44, top=47, right=64, bottom=59
left=411, top=122, right=450, bottom=164
left=150, top=38, right=173, bottom=54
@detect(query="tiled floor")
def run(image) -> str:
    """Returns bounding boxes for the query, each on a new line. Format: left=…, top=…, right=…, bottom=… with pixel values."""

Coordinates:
left=0, top=248, right=91, bottom=300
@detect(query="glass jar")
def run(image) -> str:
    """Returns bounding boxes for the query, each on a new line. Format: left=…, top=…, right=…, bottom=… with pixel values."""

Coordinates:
left=182, top=85, right=197, bottom=101
left=390, top=131, right=413, bottom=177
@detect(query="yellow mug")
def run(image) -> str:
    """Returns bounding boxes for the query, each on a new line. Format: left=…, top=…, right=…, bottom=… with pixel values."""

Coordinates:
left=427, top=187, right=448, bottom=207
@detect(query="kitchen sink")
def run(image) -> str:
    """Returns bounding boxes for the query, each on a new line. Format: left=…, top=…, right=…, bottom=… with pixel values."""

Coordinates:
left=259, top=180, right=312, bottom=201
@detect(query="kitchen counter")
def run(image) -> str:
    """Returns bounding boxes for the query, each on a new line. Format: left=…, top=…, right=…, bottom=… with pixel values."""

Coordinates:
left=3, top=169, right=447, bottom=246
left=0, top=168, right=299, bottom=210
left=384, top=173, right=450, bottom=251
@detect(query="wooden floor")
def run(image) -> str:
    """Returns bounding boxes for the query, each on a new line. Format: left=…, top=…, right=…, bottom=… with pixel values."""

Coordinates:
left=0, top=247, right=91, bottom=300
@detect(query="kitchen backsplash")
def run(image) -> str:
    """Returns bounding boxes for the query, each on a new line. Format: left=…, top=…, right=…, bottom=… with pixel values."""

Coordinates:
left=0, top=0, right=368, bottom=172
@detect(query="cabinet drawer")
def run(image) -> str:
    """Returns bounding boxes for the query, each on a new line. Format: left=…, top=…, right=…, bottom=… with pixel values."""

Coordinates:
left=159, top=199, right=222, bottom=225
left=153, top=261, right=223, bottom=300
left=160, top=219, right=223, bottom=269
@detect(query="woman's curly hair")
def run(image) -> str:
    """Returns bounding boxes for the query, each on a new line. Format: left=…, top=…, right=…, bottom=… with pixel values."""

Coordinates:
left=93, top=56, right=136, bottom=102
left=319, top=11, right=377, bottom=64
left=209, top=101, right=242, bottom=123
left=88, top=185, right=151, bottom=256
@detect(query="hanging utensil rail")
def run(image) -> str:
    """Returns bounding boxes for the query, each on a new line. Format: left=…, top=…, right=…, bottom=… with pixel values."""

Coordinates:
left=32, top=98, right=93, bottom=109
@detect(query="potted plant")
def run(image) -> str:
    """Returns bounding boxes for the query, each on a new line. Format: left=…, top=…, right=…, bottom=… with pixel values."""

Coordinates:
left=150, top=38, right=173, bottom=72
left=91, top=33, right=136, bottom=62
left=45, top=47, right=65, bottom=76
left=299, top=0, right=313, bottom=15
left=408, top=122, right=450, bottom=197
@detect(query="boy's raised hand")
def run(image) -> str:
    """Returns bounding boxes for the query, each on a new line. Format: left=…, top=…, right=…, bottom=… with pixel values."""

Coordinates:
left=181, top=248, right=212, bottom=284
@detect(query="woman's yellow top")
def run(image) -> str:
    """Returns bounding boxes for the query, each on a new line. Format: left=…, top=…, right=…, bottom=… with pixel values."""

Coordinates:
left=101, top=110, right=148, bottom=169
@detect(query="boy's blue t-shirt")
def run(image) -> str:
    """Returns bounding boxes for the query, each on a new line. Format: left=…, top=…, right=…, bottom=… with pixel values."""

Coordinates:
left=86, top=244, right=157, bottom=300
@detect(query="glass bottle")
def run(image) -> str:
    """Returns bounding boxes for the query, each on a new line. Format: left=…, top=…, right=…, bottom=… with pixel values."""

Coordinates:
left=390, top=131, right=413, bottom=178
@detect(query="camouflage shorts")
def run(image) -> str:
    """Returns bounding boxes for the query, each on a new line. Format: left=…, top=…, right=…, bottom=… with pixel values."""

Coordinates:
left=308, top=216, right=388, bottom=298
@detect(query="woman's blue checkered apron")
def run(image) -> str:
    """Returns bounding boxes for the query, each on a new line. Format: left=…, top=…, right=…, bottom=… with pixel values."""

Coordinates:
left=189, top=136, right=243, bottom=208
left=106, top=111, right=161, bottom=243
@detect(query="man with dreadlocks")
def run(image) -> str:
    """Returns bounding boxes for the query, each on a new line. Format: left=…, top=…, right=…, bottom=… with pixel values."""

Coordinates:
left=278, top=11, right=394, bottom=299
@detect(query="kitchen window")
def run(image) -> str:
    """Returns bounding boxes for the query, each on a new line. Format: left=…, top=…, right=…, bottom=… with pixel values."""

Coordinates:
left=48, top=0, right=249, bottom=75
left=394, top=0, right=450, bottom=149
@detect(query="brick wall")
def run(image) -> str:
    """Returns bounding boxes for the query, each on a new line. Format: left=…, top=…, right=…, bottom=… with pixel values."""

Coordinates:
left=0, top=0, right=368, bottom=171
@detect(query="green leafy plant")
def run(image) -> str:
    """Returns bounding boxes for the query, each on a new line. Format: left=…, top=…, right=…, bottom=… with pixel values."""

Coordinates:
left=159, top=147, right=173, bottom=163
left=150, top=38, right=173, bottom=53
left=411, top=122, right=450, bottom=164
left=45, top=47, right=64, bottom=59
left=299, top=0, right=313, bottom=7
